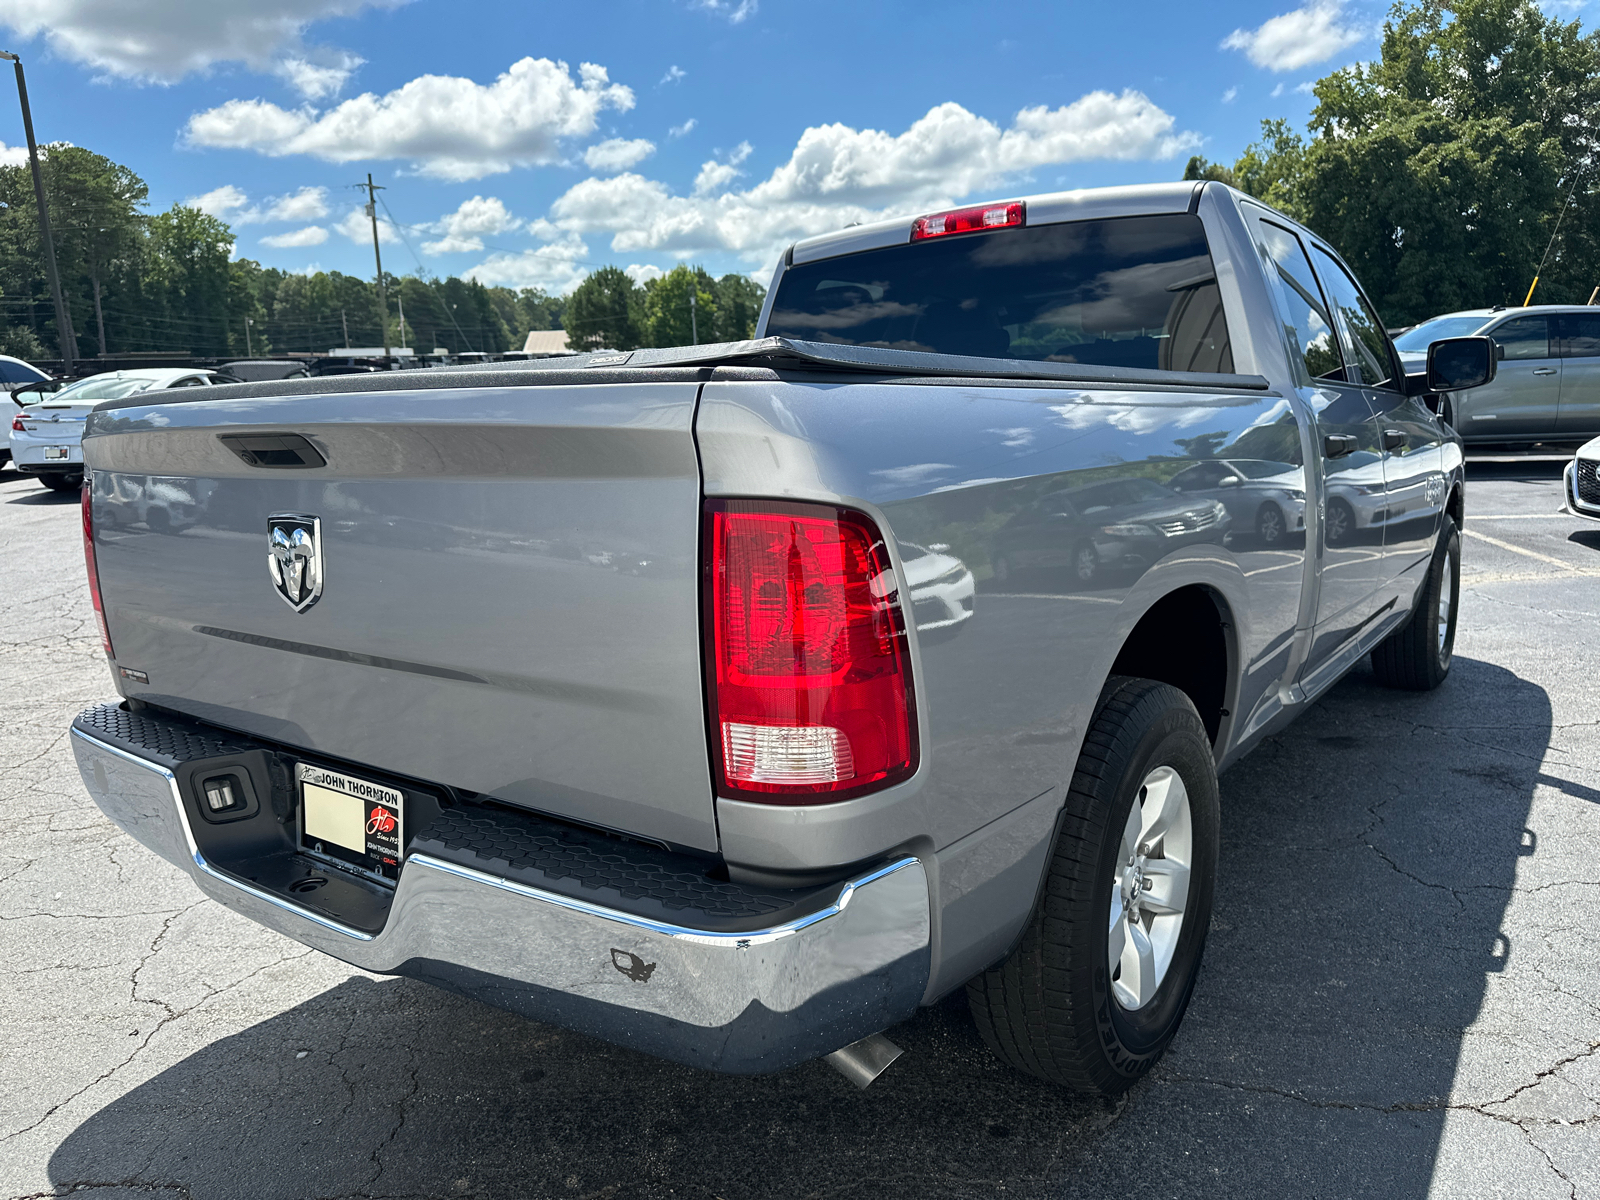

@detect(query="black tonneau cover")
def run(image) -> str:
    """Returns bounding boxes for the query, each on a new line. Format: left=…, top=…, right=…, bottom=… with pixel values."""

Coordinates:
left=92, top=337, right=1270, bottom=412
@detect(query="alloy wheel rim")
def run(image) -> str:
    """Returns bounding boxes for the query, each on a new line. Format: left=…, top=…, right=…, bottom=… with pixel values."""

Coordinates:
left=1076, top=548, right=1096, bottom=580
left=1260, top=508, right=1282, bottom=542
left=1108, top=765, right=1194, bottom=1012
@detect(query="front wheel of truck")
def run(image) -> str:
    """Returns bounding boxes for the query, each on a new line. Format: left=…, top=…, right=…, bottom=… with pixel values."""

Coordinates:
left=967, top=676, right=1219, bottom=1095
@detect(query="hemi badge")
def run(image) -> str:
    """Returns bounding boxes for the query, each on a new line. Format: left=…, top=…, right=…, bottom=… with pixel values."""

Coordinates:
left=119, top=667, right=149, bottom=683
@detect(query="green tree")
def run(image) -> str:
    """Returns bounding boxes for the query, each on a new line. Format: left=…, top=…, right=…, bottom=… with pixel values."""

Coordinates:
left=643, top=265, right=717, bottom=348
left=1196, top=0, right=1600, bottom=325
left=712, top=273, right=765, bottom=342
left=517, top=286, right=566, bottom=332
left=565, top=266, right=643, bottom=350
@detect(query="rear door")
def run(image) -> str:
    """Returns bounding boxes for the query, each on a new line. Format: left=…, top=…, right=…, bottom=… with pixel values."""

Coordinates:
left=1555, top=312, right=1600, bottom=438
left=1307, top=246, right=1445, bottom=581
left=1460, top=315, right=1559, bottom=438
left=1250, top=218, right=1389, bottom=668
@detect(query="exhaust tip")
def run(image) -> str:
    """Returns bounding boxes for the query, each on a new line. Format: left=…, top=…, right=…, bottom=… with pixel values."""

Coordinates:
left=823, top=1032, right=904, bottom=1089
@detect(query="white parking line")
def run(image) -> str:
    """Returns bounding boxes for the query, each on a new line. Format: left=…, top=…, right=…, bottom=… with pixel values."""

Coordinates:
left=1470, top=513, right=1569, bottom=520
left=1463, top=527, right=1596, bottom=573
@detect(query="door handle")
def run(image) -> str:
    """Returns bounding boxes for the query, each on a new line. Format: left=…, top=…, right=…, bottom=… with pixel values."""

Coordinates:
left=1533, top=367, right=1558, bottom=376
left=1324, top=434, right=1358, bottom=459
left=1383, top=428, right=1407, bottom=451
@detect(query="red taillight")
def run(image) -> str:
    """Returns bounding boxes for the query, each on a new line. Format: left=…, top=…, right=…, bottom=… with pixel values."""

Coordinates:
left=910, top=201, right=1024, bottom=241
left=10, top=413, right=23, bottom=432
left=82, top=480, right=113, bottom=658
left=705, top=500, right=917, bottom=803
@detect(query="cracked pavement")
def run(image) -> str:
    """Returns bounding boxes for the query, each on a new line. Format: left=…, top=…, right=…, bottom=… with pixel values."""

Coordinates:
left=3, top=455, right=1599, bottom=1198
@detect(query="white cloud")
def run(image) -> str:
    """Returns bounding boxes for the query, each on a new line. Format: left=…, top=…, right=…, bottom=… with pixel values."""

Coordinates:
left=262, top=185, right=331, bottom=221
left=727, top=140, right=753, bottom=165
left=694, top=159, right=741, bottom=196
left=625, top=263, right=665, bottom=285
left=186, top=183, right=251, bottom=217
left=261, top=225, right=329, bottom=247
left=661, top=64, right=686, bottom=84
left=1222, top=86, right=1238, bottom=104
left=1295, top=80, right=1317, bottom=94
left=276, top=51, right=364, bottom=100
left=668, top=118, right=697, bottom=138
left=334, top=206, right=400, bottom=244
left=544, top=92, right=1194, bottom=270
left=1271, top=83, right=1286, bottom=97
left=420, top=195, right=521, bottom=253
left=694, top=0, right=757, bottom=22
left=1222, top=1, right=1365, bottom=72
left=185, top=57, right=636, bottom=181
left=0, top=0, right=402, bottom=86
left=183, top=183, right=329, bottom=226
left=463, top=229, right=592, bottom=293
left=584, top=137, right=656, bottom=173
left=0, top=142, right=28, bottom=167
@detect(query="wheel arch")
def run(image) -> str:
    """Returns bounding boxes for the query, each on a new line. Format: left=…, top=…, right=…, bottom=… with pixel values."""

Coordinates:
left=1104, top=582, right=1239, bottom=749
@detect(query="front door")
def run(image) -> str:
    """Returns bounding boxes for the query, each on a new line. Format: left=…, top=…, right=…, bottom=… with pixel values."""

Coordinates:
left=1555, top=312, right=1600, bottom=438
left=1459, top=314, right=1559, bottom=439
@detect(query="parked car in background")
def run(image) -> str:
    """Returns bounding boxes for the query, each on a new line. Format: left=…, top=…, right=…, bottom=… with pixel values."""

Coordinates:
left=10, top=368, right=232, bottom=491
left=898, top=542, right=975, bottom=635
left=993, top=477, right=1230, bottom=586
left=1, top=354, right=52, bottom=472
left=1563, top=436, right=1600, bottom=521
left=219, top=360, right=311, bottom=383
left=1166, top=458, right=1306, bottom=545
left=1394, top=306, right=1600, bottom=444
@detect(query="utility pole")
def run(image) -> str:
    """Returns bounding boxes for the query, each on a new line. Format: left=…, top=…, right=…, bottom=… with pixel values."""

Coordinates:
left=359, top=173, right=391, bottom=359
left=341, top=307, right=349, bottom=348
left=688, top=288, right=698, bottom=345
left=244, top=315, right=253, bottom=357
left=1, top=51, right=74, bottom=373
left=397, top=293, right=407, bottom=350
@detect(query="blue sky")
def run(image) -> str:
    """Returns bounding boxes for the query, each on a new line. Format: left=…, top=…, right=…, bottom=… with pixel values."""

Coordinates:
left=0, top=0, right=1590, bottom=293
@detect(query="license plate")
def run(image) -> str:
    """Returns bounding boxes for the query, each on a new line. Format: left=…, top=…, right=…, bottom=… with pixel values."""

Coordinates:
left=297, top=764, right=404, bottom=868
left=44, top=446, right=70, bottom=460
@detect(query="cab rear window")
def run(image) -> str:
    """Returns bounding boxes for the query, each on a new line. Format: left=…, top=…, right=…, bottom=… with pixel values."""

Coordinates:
left=767, top=213, right=1233, bottom=373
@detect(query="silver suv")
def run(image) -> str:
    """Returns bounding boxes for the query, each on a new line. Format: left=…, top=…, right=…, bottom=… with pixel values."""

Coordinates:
left=1395, top=305, right=1600, bottom=443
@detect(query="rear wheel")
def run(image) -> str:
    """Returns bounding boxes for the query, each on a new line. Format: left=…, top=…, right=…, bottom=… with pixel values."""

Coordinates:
left=967, top=677, right=1219, bottom=1094
left=1371, top=516, right=1459, bottom=690
left=39, top=472, right=82, bottom=492
left=1325, top=498, right=1355, bottom=546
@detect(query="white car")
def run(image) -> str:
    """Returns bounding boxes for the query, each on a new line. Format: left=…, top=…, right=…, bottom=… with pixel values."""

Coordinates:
left=1563, top=436, right=1600, bottom=521
left=900, top=541, right=975, bottom=636
left=0, top=353, right=52, bottom=471
left=9, top=368, right=229, bottom=491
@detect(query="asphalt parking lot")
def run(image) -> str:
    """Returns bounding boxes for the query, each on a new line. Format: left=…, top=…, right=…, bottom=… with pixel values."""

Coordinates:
left=4, top=455, right=1600, bottom=1200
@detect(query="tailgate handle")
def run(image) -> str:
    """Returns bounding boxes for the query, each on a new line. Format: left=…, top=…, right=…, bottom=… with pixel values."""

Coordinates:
left=218, top=433, right=326, bottom=468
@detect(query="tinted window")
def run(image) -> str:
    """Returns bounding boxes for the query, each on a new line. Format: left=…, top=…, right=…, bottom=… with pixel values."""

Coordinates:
left=767, top=214, right=1233, bottom=372
left=1252, top=219, right=1342, bottom=382
left=1310, top=246, right=1397, bottom=388
left=1487, top=315, right=1551, bottom=360
left=1233, top=459, right=1299, bottom=479
left=1392, top=316, right=1491, bottom=352
left=1559, top=313, right=1600, bottom=358
left=1169, top=462, right=1229, bottom=491
left=0, top=359, right=45, bottom=384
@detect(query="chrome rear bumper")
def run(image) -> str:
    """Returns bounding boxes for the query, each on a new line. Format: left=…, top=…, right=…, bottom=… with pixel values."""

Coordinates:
left=71, top=713, right=930, bottom=1074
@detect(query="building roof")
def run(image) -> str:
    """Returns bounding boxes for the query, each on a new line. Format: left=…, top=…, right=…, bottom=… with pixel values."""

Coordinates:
left=522, top=329, right=575, bottom=356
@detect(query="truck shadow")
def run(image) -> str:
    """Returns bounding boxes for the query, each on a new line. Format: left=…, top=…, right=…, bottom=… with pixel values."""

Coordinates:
left=48, top=656, right=1545, bottom=1199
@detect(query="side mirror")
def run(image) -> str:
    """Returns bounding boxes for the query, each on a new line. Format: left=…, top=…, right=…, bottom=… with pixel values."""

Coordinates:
left=1426, top=336, right=1497, bottom=392
left=1218, top=476, right=1241, bottom=487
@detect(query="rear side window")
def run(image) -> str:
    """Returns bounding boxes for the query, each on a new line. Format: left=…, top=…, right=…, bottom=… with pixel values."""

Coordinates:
left=0, top=359, right=44, bottom=384
left=1310, top=246, right=1398, bottom=388
left=766, top=214, right=1234, bottom=373
left=1488, top=316, right=1552, bottom=360
left=1252, top=219, right=1343, bottom=382
left=1559, top=313, right=1600, bottom=358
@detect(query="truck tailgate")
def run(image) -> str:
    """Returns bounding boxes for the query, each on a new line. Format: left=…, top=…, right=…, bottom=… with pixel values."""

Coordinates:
left=84, top=380, right=718, bottom=851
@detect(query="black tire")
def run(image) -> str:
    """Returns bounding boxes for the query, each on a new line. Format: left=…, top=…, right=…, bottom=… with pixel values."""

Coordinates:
left=1371, top=516, right=1459, bottom=690
left=1325, top=497, right=1355, bottom=546
left=1072, top=542, right=1099, bottom=585
left=967, top=676, right=1220, bottom=1094
left=1255, top=502, right=1286, bottom=545
left=39, top=472, right=82, bottom=492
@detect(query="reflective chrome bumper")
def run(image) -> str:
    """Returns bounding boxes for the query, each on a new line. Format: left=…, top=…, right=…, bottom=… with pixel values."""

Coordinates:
left=1563, top=462, right=1600, bottom=523
left=71, top=719, right=931, bottom=1075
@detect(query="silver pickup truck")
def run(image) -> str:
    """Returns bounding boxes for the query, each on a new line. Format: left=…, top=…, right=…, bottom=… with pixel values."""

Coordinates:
left=69, top=181, right=1496, bottom=1094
